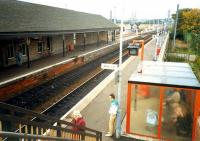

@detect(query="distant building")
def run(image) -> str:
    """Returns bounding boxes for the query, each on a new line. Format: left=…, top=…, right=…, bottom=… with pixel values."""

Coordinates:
left=0, top=0, right=119, bottom=68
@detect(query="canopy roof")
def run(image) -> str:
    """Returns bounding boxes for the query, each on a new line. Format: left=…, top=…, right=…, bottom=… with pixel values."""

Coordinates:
left=0, top=0, right=119, bottom=37
left=128, top=61, right=200, bottom=89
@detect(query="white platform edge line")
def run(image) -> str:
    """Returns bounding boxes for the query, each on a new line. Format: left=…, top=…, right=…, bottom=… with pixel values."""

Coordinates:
left=60, top=38, right=155, bottom=120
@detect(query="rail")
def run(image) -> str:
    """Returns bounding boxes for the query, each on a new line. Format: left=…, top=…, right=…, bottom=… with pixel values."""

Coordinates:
left=0, top=102, right=102, bottom=141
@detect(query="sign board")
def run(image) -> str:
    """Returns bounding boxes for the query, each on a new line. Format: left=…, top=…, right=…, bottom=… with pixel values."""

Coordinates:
left=101, top=63, right=118, bottom=70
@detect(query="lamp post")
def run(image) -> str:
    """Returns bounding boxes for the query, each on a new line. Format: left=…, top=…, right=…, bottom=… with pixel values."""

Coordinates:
left=173, top=4, right=179, bottom=48
left=116, top=10, right=124, bottom=138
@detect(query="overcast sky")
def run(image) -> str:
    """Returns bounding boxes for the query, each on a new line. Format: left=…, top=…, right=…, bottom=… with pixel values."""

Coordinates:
left=19, top=0, right=200, bottom=20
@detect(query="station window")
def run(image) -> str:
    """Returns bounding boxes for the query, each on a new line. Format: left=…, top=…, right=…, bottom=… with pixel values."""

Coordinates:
left=7, top=44, right=15, bottom=58
left=19, top=43, right=27, bottom=56
left=38, top=41, right=44, bottom=53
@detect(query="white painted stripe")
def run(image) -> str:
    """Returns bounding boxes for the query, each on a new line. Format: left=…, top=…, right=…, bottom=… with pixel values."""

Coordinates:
left=60, top=38, right=154, bottom=120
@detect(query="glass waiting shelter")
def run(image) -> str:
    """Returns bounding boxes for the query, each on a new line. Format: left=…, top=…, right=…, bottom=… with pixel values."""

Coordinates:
left=125, top=61, right=200, bottom=141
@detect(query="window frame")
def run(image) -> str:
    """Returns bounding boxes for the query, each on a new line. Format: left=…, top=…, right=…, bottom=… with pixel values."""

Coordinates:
left=7, top=44, right=15, bottom=59
left=37, top=41, right=44, bottom=53
left=19, top=43, right=27, bottom=56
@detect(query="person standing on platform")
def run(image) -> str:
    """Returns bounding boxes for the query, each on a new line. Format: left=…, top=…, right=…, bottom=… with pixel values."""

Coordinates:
left=105, top=94, right=119, bottom=137
left=16, top=50, right=23, bottom=66
left=71, top=110, right=86, bottom=140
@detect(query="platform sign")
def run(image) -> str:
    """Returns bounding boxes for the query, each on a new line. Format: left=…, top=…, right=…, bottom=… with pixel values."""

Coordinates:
left=101, top=63, right=118, bottom=70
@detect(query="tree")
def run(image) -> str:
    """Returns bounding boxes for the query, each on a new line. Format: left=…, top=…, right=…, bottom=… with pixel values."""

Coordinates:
left=179, top=9, right=200, bottom=35
left=172, top=8, right=200, bottom=55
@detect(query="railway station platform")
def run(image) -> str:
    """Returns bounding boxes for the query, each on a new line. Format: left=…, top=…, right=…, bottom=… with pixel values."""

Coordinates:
left=0, top=32, right=143, bottom=101
left=65, top=34, right=169, bottom=141
left=0, top=32, right=136, bottom=84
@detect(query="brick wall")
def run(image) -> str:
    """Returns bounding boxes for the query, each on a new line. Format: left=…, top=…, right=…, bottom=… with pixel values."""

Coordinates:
left=0, top=56, right=84, bottom=101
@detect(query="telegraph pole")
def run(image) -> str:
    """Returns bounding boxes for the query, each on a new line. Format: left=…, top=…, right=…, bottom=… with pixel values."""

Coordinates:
left=168, top=10, right=170, bottom=28
left=173, top=4, right=179, bottom=48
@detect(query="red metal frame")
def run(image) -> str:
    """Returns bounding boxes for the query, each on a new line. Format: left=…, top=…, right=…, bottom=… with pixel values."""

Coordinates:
left=126, top=83, right=200, bottom=141
left=192, top=90, right=200, bottom=141
left=157, top=86, right=164, bottom=139
left=128, top=132, right=177, bottom=141
left=132, top=40, right=144, bottom=61
left=126, top=83, right=132, bottom=133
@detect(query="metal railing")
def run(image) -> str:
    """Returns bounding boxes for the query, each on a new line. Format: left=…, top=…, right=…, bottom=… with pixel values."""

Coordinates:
left=0, top=102, right=102, bottom=141
left=158, top=33, right=169, bottom=62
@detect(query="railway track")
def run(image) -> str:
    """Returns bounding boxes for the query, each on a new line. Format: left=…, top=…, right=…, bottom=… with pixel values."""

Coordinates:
left=5, top=33, right=153, bottom=117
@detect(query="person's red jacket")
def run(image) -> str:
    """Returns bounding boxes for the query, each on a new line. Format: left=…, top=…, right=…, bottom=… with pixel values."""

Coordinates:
left=72, top=117, right=86, bottom=132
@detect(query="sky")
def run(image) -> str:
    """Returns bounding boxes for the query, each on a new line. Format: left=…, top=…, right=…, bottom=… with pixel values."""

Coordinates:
left=19, top=0, right=200, bottom=20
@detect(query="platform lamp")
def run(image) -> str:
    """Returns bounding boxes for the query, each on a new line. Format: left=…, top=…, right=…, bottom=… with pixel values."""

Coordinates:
left=127, top=43, right=140, bottom=56
left=127, top=40, right=144, bottom=73
left=26, top=37, right=31, bottom=68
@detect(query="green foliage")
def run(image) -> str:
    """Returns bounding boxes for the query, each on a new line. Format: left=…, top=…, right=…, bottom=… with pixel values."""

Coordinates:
left=172, top=8, right=200, bottom=56
left=166, top=54, right=187, bottom=62
left=190, top=56, right=200, bottom=80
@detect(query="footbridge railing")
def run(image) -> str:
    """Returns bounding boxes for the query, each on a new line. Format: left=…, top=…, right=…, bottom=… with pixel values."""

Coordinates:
left=0, top=102, right=102, bottom=141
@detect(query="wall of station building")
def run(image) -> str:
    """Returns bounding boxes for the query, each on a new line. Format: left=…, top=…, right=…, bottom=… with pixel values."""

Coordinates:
left=0, top=31, right=112, bottom=68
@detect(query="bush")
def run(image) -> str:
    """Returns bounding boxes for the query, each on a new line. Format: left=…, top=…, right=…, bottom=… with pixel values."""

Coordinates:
left=166, top=55, right=187, bottom=62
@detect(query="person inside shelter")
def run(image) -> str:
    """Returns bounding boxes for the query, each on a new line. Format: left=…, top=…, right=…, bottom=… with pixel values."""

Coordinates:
left=162, top=89, right=192, bottom=136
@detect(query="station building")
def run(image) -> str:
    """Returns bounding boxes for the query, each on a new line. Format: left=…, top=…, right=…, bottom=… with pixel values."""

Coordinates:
left=0, top=0, right=119, bottom=68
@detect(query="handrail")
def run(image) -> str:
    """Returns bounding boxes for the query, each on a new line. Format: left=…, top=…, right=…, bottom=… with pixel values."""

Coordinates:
left=0, top=102, right=102, bottom=141
left=0, top=131, right=80, bottom=141
left=158, top=33, right=169, bottom=62
left=0, top=102, right=98, bottom=133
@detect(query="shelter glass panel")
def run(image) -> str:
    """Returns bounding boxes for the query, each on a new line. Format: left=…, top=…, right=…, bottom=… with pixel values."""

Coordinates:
left=161, top=87, right=194, bottom=141
left=130, top=84, right=160, bottom=137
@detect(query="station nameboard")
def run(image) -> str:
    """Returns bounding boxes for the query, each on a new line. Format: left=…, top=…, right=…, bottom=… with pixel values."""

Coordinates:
left=101, top=63, right=118, bottom=70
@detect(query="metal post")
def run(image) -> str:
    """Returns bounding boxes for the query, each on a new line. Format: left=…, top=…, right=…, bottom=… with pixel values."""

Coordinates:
left=26, top=38, right=30, bottom=68
left=26, top=45, right=30, bottom=68
left=116, top=12, right=123, bottom=139
left=62, top=34, right=65, bottom=57
left=107, top=31, right=109, bottom=44
left=113, top=30, right=116, bottom=41
left=167, top=10, right=170, bottom=31
left=83, top=33, right=86, bottom=50
left=154, top=27, right=159, bottom=61
left=73, top=33, right=76, bottom=48
left=97, top=32, right=99, bottom=46
left=173, top=4, right=179, bottom=48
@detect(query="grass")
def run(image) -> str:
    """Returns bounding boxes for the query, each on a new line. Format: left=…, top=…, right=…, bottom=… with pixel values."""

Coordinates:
left=166, top=39, right=200, bottom=81
left=165, top=55, right=187, bottom=62
left=167, top=40, right=195, bottom=54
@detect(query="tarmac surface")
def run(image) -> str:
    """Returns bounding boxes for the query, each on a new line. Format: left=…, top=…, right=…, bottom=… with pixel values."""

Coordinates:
left=78, top=36, right=165, bottom=141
